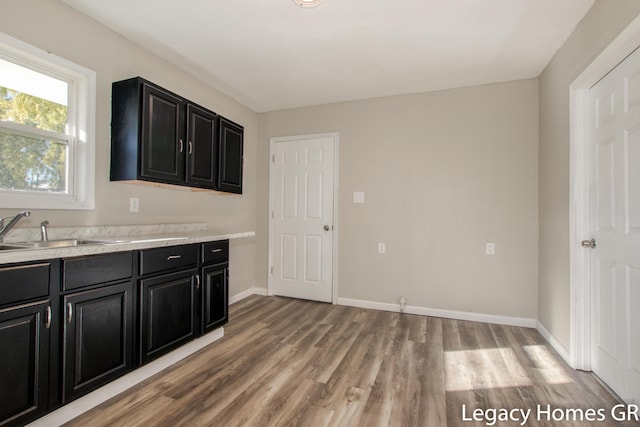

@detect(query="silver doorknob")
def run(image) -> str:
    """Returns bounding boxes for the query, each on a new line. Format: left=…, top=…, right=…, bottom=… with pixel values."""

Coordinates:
left=324, top=225, right=330, bottom=231
left=581, top=238, right=596, bottom=249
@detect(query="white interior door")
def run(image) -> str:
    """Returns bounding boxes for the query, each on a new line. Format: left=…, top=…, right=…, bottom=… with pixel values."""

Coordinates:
left=270, top=135, right=335, bottom=303
left=588, top=46, right=640, bottom=404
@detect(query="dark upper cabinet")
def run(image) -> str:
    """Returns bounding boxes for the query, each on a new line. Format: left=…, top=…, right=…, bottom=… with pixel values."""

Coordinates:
left=140, top=84, right=185, bottom=184
left=218, top=117, right=244, bottom=194
left=111, top=77, right=243, bottom=193
left=186, top=104, right=218, bottom=188
left=111, top=77, right=187, bottom=186
left=62, top=281, right=133, bottom=403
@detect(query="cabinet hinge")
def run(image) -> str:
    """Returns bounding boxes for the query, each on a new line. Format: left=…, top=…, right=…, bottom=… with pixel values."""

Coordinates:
left=270, top=266, right=274, bottom=274
left=271, top=211, right=274, bottom=218
left=272, top=155, right=275, bottom=163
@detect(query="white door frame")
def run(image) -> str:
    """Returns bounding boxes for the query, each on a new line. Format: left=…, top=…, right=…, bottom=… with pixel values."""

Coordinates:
left=569, top=15, right=640, bottom=370
left=268, top=132, right=340, bottom=304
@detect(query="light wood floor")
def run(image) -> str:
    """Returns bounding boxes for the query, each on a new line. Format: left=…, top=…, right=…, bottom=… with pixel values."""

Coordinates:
left=66, top=296, right=638, bottom=427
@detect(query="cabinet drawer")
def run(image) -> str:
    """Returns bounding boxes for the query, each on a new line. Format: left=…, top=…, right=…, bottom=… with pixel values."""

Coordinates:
left=0, top=263, right=50, bottom=307
left=201, top=240, right=229, bottom=265
left=140, top=244, right=198, bottom=276
left=63, top=252, right=133, bottom=291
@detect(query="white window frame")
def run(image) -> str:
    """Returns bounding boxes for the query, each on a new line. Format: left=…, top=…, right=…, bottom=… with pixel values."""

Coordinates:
left=0, top=32, right=95, bottom=210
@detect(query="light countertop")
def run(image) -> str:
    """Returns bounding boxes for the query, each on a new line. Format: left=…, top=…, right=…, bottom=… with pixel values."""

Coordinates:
left=0, top=223, right=255, bottom=264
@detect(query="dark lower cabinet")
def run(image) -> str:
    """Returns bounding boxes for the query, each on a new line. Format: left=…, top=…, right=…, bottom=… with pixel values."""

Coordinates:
left=201, top=263, right=228, bottom=334
left=0, top=300, right=50, bottom=427
left=62, top=281, right=133, bottom=403
left=140, top=269, right=198, bottom=364
left=0, top=240, right=231, bottom=425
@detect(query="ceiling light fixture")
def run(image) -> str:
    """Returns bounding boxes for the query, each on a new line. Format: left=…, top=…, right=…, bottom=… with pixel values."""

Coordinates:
left=293, top=0, right=323, bottom=8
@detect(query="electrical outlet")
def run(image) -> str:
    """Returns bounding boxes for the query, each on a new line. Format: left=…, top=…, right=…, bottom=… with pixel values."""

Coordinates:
left=129, top=197, right=139, bottom=213
left=378, top=242, right=386, bottom=254
left=486, top=242, right=495, bottom=255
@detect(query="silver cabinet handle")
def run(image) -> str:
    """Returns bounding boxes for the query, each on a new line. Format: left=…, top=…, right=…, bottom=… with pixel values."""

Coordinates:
left=45, top=306, right=52, bottom=329
left=188, top=141, right=193, bottom=154
left=179, top=139, right=184, bottom=153
left=581, top=239, right=596, bottom=249
left=211, top=248, right=222, bottom=253
left=67, top=303, right=73, bottom=324
left=167, top=255, right=182, bottom=261
left=195, top=275, right=200, bottom=289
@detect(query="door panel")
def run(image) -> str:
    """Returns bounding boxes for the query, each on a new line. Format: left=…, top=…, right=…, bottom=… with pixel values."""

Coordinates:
left=628, top=128, right=640, bottom=232
left=589, top=46, right=640, bottom=404
left=186, top=104, right=217, bottom=188
left=218, top=117, right=243, bottom=194
left=596, top=140, right=615, bottom=231
left=595, top=259, right=617, bottom=361
left=0, top=300, right=49, bottom=426
left=141, top=83, right=184, bottom=184
left=271, top=135, right=335, bottom=303
left=140, top=270, right=197, bottom=364
left=201, top=264, right=228, bottom=334
left=629, top=267, right=640, bottom=375
left=63, top=282, right=133, bottom=402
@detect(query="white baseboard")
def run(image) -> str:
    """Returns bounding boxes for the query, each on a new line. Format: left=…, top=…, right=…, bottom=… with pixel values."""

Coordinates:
left=28, top=328, right=224, bottom=427
left=336, top=297, right=537, bottom=328
left=536, top=321, right=571, bottom=366
left=229, top=286, right=268, bottom=305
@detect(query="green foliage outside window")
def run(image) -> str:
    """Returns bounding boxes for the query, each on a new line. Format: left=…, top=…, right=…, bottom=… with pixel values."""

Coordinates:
left=0, top=86, right=68, bottom=192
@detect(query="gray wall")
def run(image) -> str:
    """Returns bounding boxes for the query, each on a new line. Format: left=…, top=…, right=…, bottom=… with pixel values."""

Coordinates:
left=259, top=80, right=539, bottom=319
left=0, top=0, right=259, bottom=297
left=538, top=0, right=640, bottom=349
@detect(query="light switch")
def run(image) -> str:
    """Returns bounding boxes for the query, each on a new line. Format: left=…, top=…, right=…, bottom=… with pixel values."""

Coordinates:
left=486, top=243, right=495, bottom=255
left=378, top=242, right=386, bottom=254
left=353, top=192, right=365, bottom=203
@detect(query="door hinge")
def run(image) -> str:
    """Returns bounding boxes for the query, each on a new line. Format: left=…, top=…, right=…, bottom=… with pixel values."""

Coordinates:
left=270, top=266, right=274, bottom=274
left=271, top=211, right=274, bottom=218
left=272, top=154, right=275, bottom=163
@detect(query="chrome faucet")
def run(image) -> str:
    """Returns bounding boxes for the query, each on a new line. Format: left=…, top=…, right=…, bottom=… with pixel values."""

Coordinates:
left=0, top=211, right=31, bottom=242
left=41, top=220, right=49, bottom=241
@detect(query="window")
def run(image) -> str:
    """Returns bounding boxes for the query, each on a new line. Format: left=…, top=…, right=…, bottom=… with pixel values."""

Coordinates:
left=0, top=33, right=95, bottom=210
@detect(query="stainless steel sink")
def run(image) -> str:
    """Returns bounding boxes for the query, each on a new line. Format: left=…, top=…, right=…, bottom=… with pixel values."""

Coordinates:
left=3, top=239, right=128, bottom=249
left=0, top=244, right=29, bottom=251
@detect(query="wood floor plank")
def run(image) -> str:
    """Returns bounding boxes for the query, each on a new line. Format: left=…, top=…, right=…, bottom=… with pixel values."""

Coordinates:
left=417, top=317, right=447, bottom=426
left=64, top=296, right=639, bottom=427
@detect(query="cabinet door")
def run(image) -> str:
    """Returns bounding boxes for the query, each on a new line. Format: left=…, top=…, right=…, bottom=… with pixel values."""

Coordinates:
left=62, top=282, right=133, bottom=402
left=185, top=104, right=218, bottom=189
left=0, top=300, right=50, bottom=427
left=218, top=117, right=244, bottom=194
left=140, top=83, right=185, bottom=185
left=140, top=270, right=197, bottom=364
left=201, top=264, right=228, bottom=334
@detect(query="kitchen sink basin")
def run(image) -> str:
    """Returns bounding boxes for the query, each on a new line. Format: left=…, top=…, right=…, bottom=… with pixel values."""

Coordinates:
left=4, top=239, right=128, bottom=249
left=0, top=244, right=29, bottom=251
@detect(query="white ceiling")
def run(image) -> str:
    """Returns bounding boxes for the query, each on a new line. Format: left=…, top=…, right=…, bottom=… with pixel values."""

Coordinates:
left=62, top=0, right=594, bottom=112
